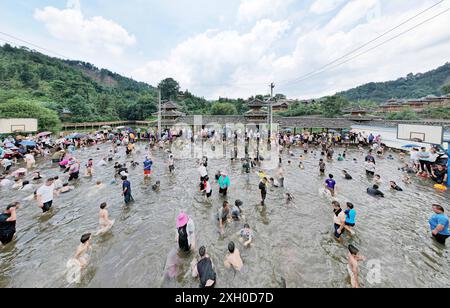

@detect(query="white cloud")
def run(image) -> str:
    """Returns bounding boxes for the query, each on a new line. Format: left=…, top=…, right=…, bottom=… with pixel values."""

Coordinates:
left=133, top=19, right=290, bottom=98
left=275, top=0, right=450, bottom=98
left=34, top=0, right=136, bottom=56
left=310, top=0, right=347, bottom=15
left=325, top=0, right=378, bottom=31
left=134, top=1, right=450, bottom=99
left=238, top=0, right=294, bottom=22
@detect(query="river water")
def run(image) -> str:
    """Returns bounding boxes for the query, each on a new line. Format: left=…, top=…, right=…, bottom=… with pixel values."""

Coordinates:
left=0, top=140, right=449, bottom=288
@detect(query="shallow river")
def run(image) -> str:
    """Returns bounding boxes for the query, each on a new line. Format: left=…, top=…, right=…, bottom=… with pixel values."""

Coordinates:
left=0, top=141, right=449, bottom=288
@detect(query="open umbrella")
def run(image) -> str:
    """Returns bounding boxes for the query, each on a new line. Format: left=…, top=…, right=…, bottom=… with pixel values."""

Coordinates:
left=66, top=133, right=87, bottom=139
left=37, top=132, right=52, bottom=138
left=4, top=142, right=15, bottom=149
left=20, top=140, right=37, bottom=147
left=402, top=144, right=420, bottom=148
left=116, top=126, right=126, bottom=130
left=101, top=125, right=112, bottom=130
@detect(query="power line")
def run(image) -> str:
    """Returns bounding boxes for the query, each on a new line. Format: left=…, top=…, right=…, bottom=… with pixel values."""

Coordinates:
left=279, top=6, right=450, bottom=89
left=0, top=31, right=69, bottom=59
left=278, top=0, right=448, bottom=88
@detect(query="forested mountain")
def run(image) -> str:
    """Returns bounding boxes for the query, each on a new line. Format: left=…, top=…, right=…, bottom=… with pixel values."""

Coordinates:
left=0, top=44, right=158, bottom=123
left=338, top=63, right=450, bottom=102
left=1, top=43, right=449, bottom=131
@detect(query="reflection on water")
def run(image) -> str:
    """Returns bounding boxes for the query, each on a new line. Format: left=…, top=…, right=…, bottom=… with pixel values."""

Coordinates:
left=0, top=142, right=449, bottom=288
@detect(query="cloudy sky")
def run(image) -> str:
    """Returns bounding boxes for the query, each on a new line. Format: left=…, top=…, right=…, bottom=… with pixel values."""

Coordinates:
left=1, top=0, right=450, bottom=99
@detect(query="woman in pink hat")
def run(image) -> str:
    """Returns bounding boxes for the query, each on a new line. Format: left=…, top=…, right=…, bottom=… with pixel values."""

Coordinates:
left=176, top=212, right=195, bottom=252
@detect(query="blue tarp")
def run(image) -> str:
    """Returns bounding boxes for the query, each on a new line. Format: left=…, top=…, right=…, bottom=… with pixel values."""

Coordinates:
left=20, top=140, right=36, bottom=147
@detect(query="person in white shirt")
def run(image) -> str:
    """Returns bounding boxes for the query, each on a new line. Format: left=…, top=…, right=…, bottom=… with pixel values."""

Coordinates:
left=24, top=153, right=36, bottom=169
left=198, top=163, right=208, bottom=182
left=333, top=201, right=347, bottom=242
left=1, top=158, right=13, bottom=173
left=53, top=176, right=64, bottom=191
left=410, top=148, right=420, bottom=169
left=36, top=178, right=56, bottom=213
left=0, top=178, right=13, bottom=187
left=97, top=158, right=107, bottom=167
left=365, top=161, right=376, bottom=176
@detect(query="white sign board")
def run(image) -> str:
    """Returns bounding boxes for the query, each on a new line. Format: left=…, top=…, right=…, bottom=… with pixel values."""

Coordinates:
left=397, top=124, right=443, bottom=145
left=0, top=118, right=38, bottom=134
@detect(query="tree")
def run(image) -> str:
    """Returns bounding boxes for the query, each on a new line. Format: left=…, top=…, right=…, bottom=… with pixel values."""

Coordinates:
left=0, top=99, right=61, bottom=132
left=158, top=78, right=180, bottom=100
left=210, top=102, right=238, bottom=115
left=443, top=84, right=450, bottom=95
left=385, top=108, right=419, bottom=120
left=320, top=96, right=349, bottom=118
left=19, top=65, right=38, bottom=88
left=281, top=103, right=321, bottom=117
left=67, top=94, right=91, bottom=119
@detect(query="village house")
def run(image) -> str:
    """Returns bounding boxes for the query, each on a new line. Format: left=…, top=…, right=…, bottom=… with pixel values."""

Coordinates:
left=244, top=98, right=269, bottom=122
left=378, top=95, right=450, bottom=113
left=152, top=101, right=186, bottom=124
left=272, top=99, right=295, bottom=113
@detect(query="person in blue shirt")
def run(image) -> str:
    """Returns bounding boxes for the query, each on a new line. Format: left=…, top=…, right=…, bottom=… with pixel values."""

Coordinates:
left=325, top=174, right=337, bottom=197
left=122, top=176, right=133, bottom=205
left=429, top=204, right=450, bottom=245
left=344, top=202, right=356, bottom=235
left=143, top=156, right=153, bottom=179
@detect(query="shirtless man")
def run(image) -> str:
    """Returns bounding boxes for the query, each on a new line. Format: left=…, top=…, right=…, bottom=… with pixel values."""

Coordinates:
left=224, top=241, right=243, bottom=271
left=348, top=245, right=366, bottom=288
left=74, top=234, right=92, bottom=269
left=97, top=203, right=114, bottom=235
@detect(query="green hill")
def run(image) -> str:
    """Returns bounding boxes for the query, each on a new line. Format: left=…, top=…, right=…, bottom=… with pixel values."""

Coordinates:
left=0, top=44, right=158, bottom=124
left=1, top=43, right=449, bottom=131
left=338, top=62, right=450, bottom=102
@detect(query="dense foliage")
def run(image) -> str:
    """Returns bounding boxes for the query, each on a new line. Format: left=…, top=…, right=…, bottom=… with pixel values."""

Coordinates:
left=1, top=44, right=449, bottom=124
left=158, top=78, right=180, bottom=101
left=0, top=44, right=158, bottom=122
left=210, top=102, right=238, bottom=115
left=338, top=63, right=450, bottom=102
left=280, top=96, right=349, bottom=118
left=0, top=98, right=61, bottom=131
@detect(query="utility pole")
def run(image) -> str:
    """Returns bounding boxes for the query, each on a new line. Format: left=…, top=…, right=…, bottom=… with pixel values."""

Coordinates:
left=268, top=82, right=275, bottom=142
left=158, top=88, right=162, bottom=140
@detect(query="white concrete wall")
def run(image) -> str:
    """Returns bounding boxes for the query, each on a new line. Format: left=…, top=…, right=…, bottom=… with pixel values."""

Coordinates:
left=0, top=118, right=38, bottom=134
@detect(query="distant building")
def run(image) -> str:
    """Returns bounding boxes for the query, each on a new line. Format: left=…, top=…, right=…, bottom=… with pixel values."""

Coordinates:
left=379, top=96, right=450, bottom=112
left=245, top=98, right=269, bottom=122
left=272, top=99, right=292, bottom=113
left=61, top=108, right=73, bottom=120
left=152, top=101, right=186, bottom=124
left=342, top=106, right=374, bottom=116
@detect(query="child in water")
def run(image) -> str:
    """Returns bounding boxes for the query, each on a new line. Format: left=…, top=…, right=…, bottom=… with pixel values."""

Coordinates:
left=74, top=234, right=92, bottom=269
left=152, top=181, right=161, bottom=192
left=97, top=203, right=114, bottom=235
left=299, top=162, right=304, bottom=170
left=348, top=245, right=366, bottom=288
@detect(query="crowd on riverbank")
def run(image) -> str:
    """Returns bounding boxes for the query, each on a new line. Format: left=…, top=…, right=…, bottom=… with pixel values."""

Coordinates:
left=0, top=126, right=449, bottom=288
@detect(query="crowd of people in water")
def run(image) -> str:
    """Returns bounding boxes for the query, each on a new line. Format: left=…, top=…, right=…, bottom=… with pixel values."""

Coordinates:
left=0, top=126, right=449, bottom=288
